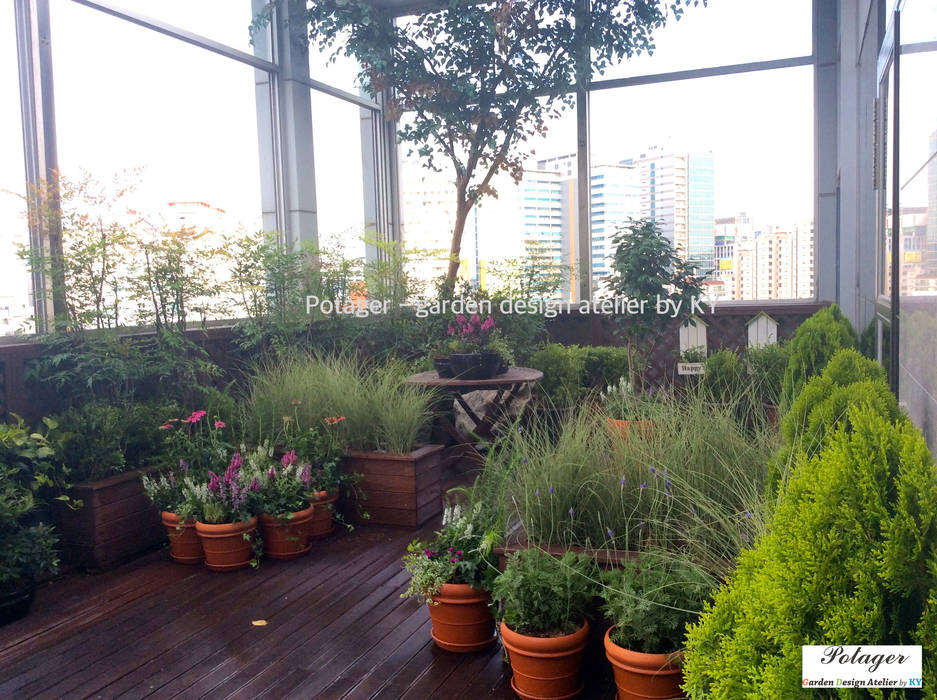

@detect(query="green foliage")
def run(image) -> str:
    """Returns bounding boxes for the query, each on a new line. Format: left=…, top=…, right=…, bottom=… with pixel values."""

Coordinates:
left=491, top=548, right=599, bottom=637
left=780, top=304, right=858, bottom=411
left=255, top=1, right=701, bottom=286
left=859, top=317, right=890, bottom=369
left=529, top=343, right=633, bottom=407
left=0, top=417, right=66, bottom=505
left=50, top=399, right=180, bottom=482
left=683, top=407, right=937, bottom=699
left=488, top=392, right=774, bottom=578
left=280, top=420, right=346, bottom=495
left=700, top=349, right=744, bottom=403
left=601, top=551, right=716, bottom=654
left=600, top=377, right=666, bottom=422
left=402, top=500, right=502, bottom=603
left=244, top=353, right=436, bottom=455
left=605, top=218, right=706, bottom=386
left=744, top=343, right=789, bottom=407
left=1, top=456, right=59, bottom=586
left=242, top=444, right=308, bottom=516
left=161, top=408, right=235, bottom=475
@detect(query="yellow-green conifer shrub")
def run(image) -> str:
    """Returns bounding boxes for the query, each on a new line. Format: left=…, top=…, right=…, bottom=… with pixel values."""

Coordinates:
left=780, top=303, right=858, bottom=412
left=683, top=407, right=937, bottom=699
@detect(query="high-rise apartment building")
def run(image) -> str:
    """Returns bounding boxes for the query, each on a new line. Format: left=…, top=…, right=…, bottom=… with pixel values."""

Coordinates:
left=626, top=145, right=715, bottom=273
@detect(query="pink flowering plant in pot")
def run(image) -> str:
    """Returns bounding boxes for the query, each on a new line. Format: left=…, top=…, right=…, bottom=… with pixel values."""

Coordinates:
left=445, top=314, right=510, bottom=379
left=184, top=451, right=263, bottom=570
left=159, top=409, right=233, bottom=475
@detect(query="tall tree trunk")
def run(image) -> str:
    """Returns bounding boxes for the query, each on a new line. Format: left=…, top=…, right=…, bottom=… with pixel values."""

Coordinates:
left=444, top=199, right=472, bottom=292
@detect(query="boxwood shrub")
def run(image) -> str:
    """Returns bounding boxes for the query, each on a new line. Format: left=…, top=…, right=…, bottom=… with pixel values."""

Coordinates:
left=683, top=407, right=937, bottom=699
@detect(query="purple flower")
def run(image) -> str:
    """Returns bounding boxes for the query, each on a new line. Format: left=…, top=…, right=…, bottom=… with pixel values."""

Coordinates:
left=456, top=550, right=462, bottom=556
left=665, top=479, right=671, bottom=488
left=535, top=489, right=540, bottom=497
left=282, top=449, right=297, bottom=467
left=548, top=486, right=555, bottom=495
left=207, top=471, right=220, bottom=493
left=250, top=477, right=260, bottom=492
left=744, top=512, right=753, bottom=519
left=620, top=476, right=626, bottom=485
left=521, top=458, right=527, bottom=464
left=640, top=482, right=646, bottom=490
left=649, top=467, right=656, bottom=474
left=268, top=466, right=276, bottom=479
left=568, top=507, right=575, bottom=516
left=691, top=507, right=698, bottom=515
left=168, top=471, right=175, bottom=488
left=606, top=528, right=614, bottom=537
left=637, top=520, right=645, bottom=528
left=178, top=459, right=189, bottom=474
left=300, top=463, right=312, bottom=488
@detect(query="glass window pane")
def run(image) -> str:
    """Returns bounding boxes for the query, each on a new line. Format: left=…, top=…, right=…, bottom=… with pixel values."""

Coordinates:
left=51, top=0, right=266, bottom=235
left=901, top=0, right=937, bottom=45
left=309, top=29, right=362, bottom=94
left=311, top=91, right=367, bottom=258
left=590, top=66, right=814, bottom=301
left=398, top=102, right=577, bottom=299
left=0, top=11, right=34, bottom=334
left=593, top=0, right=812, bottom=82
left=88, top=0, right=269, bottom=59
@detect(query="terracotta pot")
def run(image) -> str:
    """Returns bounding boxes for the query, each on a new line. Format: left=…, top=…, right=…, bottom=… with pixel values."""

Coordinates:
left=500, top=619, right=589, bottom=700
left=161, top=511, right=204, bottom=565
left=307, top=491, right=338, bottom=540
left=259, top=504, right=315, bottom=560
left=604, top=627, right=684, bottom=700
left=195, top=517, right=257, bottom=572
left=427, top=584, right=496, bottom=652
left=607, top=418, right=656, bottom=441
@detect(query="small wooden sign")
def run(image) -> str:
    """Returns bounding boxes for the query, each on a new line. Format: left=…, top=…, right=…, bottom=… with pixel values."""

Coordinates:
left=677, top=362, right=705, bottom=376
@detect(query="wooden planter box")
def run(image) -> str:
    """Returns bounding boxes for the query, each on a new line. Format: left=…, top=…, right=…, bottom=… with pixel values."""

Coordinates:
left=53, top=467, right=165, bottom=571
left=342, top=444, right=444, bottom=528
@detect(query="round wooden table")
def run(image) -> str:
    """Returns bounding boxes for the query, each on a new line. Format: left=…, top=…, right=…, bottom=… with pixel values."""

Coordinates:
left=404, top=367, right=543, bottom=466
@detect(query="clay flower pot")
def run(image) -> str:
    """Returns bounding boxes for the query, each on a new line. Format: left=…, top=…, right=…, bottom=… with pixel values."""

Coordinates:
left=500, top=619, right=590, bottom=700
left=259, top=503, right=315, bottom=560
left=195, top=517, right=257, bottom=572
left=604, top=627, right=684, bottom=700
left=607, top=418, right=656, bottom=441
left=161, top=511, right=204, bottom=565
left=308, top=491, right=338, bottom=540
left=427, top=584, right=496, bottom=652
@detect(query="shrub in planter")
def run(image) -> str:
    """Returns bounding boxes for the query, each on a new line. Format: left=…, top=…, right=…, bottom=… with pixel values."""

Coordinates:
left=402, top=500, right=501, bottom=652
left=683, top=407, right=937, bottom=698
left=491, top=548, right=599, bottom=700
left=779, top=303, right=857, bottom=411
left=183, top=453, right=261, bottom=571
left=600, top=376, right=665, bottom=438
left=529, top=343, right=586, bottom=406
left=1, top=463, right=59, bottom=626
left=700, top=350, right=744, bottom=404
left=600, top=552, right=715, bottom=700
left=744, top=343, right=789, bottom=410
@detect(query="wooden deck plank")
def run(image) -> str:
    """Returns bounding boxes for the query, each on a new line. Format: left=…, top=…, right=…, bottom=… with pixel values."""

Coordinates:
left=0, top=520, right=619, bottom=700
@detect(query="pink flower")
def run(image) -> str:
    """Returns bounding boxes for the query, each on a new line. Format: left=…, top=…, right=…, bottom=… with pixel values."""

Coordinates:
left=207, top=471, right=220, bottom=492
left=158, top=423, right=173, bottom=431
left=282, top=449, right=297, bottom=467
left=470, top=313, right=480, bottom=325
left=250, top=477, right=259, bottom=492
left=186, top=410, right=207, bottom=424
left=214, top=421, right=226, bottom=429
left=455, top=314, right=466, bottom=325
left=481, top=317, right=495, bottom=331
left=267, top=466, right=276, bottom=479
left=300, top=463, right=312, bottom=488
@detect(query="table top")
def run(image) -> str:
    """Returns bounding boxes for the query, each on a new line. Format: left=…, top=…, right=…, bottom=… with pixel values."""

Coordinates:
left=404, top=366, right=544, bottom=389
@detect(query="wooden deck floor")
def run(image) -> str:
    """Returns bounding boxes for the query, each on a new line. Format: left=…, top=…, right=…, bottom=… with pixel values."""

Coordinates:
left=0, top=522, right=615, bottom=699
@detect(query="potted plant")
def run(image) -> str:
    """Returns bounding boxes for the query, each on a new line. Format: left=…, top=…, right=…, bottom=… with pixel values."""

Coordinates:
left=491, top=548, right=599, bottom=700
left=245, top=445, right=315, bottom=560
left=600, top=551, right=714, bottom=700
left=446, top=313, right=504, bottom=379
left=1, top=463, right=59, bottom=626
left=281, top=414, right=358, bottom=539
left=141, top=409, right=233, bottom=564
left=402, top=501, right=500, bottom=652
left=601, top=377, right=664, bottom=439
left=184, top=452, right=261, bottom=572
left=142, top=464, right=203, bottom=565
